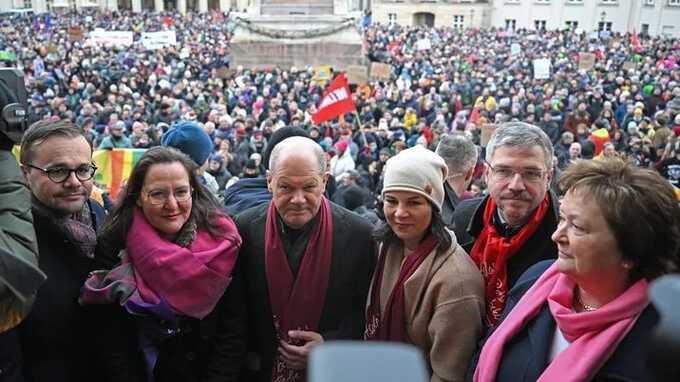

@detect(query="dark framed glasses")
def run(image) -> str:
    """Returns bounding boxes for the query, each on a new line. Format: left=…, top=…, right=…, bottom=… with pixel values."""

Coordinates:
left=24, top=163, right=98, bottom=183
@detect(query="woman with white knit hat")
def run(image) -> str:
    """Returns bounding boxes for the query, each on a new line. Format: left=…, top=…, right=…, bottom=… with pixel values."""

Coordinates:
left=365, top=145, right=485, bottom=382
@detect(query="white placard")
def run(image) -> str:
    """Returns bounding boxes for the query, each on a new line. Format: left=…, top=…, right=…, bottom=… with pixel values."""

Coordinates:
left=533, top=58, right=551, bottom=80
left=141, top=31, right=177, bottom=50
left=87, top=31, right=134, bottom=46
left=416, top=38, right=432, bottom=51
left=510, top=43, right=521, bottom=56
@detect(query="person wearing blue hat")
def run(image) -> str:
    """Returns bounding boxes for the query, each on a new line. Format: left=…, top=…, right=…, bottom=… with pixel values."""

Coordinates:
left=161, top=120, right=220, bottom=196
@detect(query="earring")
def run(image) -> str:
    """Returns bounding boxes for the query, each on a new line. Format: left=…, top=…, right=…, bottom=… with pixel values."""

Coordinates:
left=622, top=261, right=633, bottom=270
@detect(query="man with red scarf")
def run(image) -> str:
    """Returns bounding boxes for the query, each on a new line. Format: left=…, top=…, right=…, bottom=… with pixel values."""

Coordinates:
left=234, top=137, right=375, bottom=382
left=453, top=122, right=558, bottom=328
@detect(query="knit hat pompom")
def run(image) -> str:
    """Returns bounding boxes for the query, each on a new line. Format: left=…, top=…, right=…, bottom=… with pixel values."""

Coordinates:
left=382, top=146, right=448, bottom=211
left=161, top=120, right=213, bottom=166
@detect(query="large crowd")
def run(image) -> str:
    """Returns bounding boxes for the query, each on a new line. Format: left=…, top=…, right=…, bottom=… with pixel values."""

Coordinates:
left=1, top=9, right=680, bottom=382
left=1, top=10, right=679, bottom=203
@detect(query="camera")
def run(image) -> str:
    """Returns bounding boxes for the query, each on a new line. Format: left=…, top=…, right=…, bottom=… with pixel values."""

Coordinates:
left=0, top=68, right=29, bottom=145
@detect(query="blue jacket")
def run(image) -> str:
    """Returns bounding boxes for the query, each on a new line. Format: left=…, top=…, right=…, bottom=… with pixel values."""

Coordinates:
left=222, top=178, right=271, bottom=217
left=468, top=260, right=659, bottom=382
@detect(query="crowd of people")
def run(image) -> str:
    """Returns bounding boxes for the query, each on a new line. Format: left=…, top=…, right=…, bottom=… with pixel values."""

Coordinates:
left=0, top=8, right=680, bottom=382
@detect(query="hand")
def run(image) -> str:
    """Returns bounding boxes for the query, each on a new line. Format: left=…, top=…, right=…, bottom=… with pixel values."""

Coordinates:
left=278, top=330, right=324, bottom=370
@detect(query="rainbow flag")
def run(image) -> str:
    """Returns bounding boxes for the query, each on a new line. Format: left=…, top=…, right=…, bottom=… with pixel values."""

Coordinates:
left=93, top=149, right=146, bottom=199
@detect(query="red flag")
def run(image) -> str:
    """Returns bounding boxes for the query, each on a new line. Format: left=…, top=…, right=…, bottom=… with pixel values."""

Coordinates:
left=312, top=74, right=356, bottom=125
left=630, top=30, right=642, bottom=53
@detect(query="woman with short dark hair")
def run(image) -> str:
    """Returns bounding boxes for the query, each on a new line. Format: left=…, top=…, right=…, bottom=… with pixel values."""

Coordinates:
left=472, top=159, right=680, bottom=382
left=366, top=146, right=485, bottom=382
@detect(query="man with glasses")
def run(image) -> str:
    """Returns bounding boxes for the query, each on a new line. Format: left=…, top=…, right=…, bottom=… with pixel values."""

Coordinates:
left=15, top=119, right=110, bottom=381
left=452, top=122, right=558, bottom=327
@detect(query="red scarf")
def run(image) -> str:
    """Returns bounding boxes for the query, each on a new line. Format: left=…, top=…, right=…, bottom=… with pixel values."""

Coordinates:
left=265, top=197, right=333, bottom=382
left=474, top=264, right=649, bottom=382
left=365, top=235, right=438, bottom=342
left=470, top=196, right=549, bottom=327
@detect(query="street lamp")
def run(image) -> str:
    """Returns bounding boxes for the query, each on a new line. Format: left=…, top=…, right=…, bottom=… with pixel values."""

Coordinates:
left=600, top=11, right=606, bottom=22
left=470, top=8, right=475, bottom=28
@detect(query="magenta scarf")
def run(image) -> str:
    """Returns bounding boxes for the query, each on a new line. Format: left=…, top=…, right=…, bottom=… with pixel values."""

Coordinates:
left=365, top=235, right=438, bottom=342
left=474, top=263, right=649, bottom=382
left=126, top=208, right=241, bottom=320
left=265, top=197, right=333, bottom=382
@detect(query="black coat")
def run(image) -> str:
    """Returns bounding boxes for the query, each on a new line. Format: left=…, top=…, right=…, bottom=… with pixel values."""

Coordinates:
left=441, top=182, right=460, bottom=229
left=97, top=266, right=247, bottom=382
left=467, top=260, right=659, bottom=382
left=234, top=202, right=376, bottom=382
left=6, top=200, right=110, bottom=382
left=452, top=193, right=559, bottom=291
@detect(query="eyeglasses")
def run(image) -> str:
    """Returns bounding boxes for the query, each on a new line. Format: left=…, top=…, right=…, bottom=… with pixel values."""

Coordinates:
left=486, top=162, right=545, bottom=183
left=25, top=163, right=97, bottom=183
left=143, top=187, right=193, bottom=206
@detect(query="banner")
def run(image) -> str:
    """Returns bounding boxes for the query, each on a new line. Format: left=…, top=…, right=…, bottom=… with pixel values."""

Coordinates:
left=578, top=52, right=596, bottom=71
left=87, top=31, right=134, bottom=46
left=312, top=74, right=356, bottom=125
left=93, top=148, right=146, bottom=199
left=533, top=58, right=551, bottom=80
left=141, top=31, right=177, bottom=50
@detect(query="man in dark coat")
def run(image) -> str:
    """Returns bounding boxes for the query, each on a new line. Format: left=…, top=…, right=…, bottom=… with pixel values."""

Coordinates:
left=11, top=119, right=113, bottom=381
left=234, top=137, right=375, bottom=382
left=452, top=122, right=558, bottom=327
left=435, top=133, right=478, bottom=228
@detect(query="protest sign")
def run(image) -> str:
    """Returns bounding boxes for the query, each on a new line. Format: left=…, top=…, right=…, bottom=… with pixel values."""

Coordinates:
left=370, top=62, right=391, bottom=82
left=533, top=58, right=551, bottom=80
left=68, top=26, right=84, bottom=42
left=87, top=30, right=134, bottom=46
left=510, top=43, right=521, bottom=56
left=578, top=52, right=596, bottom=71
left=141, top=31, right=177, bottom=50
left=416, top=38, right=432, bottom=51
left=346, top=65, right=369, bottom=85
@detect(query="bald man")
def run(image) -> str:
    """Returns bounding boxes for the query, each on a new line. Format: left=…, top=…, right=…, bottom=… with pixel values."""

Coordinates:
left=234, top=137, right=375, bottom=382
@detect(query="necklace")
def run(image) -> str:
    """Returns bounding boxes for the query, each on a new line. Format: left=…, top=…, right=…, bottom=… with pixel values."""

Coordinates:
left=575, top=290, right=599, bottom=312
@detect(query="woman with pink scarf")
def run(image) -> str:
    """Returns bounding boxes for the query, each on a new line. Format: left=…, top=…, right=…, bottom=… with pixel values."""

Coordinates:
left=80, top=147, right=244, bottom=382
left=471, top=159, right=680, bottom=382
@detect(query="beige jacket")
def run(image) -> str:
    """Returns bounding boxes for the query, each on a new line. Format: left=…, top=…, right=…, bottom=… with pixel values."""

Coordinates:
left=368, top=230, right=485, bottom=382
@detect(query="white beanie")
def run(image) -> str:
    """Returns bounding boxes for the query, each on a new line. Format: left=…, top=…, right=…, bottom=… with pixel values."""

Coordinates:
left=382, top=146, right=448, bottom=211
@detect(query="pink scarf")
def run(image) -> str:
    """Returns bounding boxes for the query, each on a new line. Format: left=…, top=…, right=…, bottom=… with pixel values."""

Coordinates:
left=126, top=208, right=241, bottom=319
left=474, top=263, right=649, bottom=382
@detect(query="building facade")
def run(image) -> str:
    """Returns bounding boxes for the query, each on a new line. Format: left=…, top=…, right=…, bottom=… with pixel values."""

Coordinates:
left=372, top=0, right=492, bottom=28
left=492, top=0, right=680, bottom=37
left=3, top=0, right=680, bottom=37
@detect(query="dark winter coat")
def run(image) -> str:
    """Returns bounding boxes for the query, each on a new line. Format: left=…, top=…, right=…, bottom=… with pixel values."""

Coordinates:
left=234, top=202, right=376, bottom=382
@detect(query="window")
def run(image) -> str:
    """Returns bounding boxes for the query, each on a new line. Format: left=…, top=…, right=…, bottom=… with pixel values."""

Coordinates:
left=669, top=0, right=680, bottom=6
left=505, top=0, right=520, bottom=3
left=505, top=19, right=517, bottom=30
left=565, top=21, right=578, bottom=30
left=566, top=0, right=583, bottom=4
left=598, top=21, right=613, bottom=31
left=641, top=24, right=649, bottom=35
left=452, top=15, right=464, bottom=29
left=643, top=0, right=654, bottom=5
left=600, top=0, right=618, bottom=3
left=534, top=20, right=547, bottom=30
left=388, top=13, right=397, bottom=26
left=535, top=0, right=550, bottom=3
